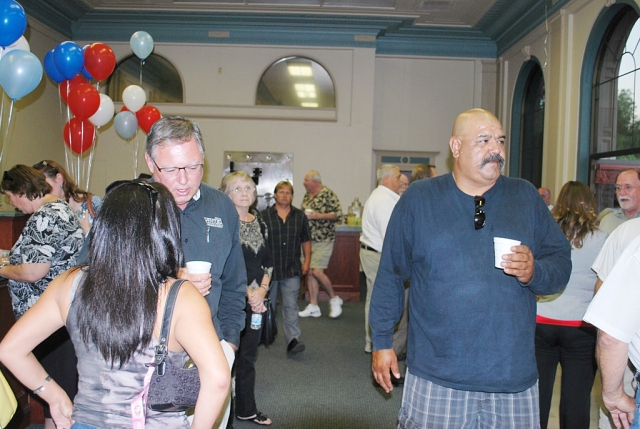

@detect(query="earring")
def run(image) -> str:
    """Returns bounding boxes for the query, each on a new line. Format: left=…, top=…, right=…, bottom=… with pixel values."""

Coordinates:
left=60, top=184, right=64, bottom=189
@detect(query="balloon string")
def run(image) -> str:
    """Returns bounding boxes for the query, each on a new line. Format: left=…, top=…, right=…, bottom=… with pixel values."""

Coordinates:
left=86, top=131, right=97, bottom=190
left=139, top=60, right=143, bottom=85
left=0, top=100, right=15, bottom=170
left=134, top=130, right=140, bottom=178
left=0, top=97, right=5, bottom=169
left=0, top=93, right=4, bottom=168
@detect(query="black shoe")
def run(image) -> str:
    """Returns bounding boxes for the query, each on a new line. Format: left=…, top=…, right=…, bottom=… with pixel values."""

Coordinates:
left=287, top=338, right=305, bottom=356
left=390, top=370, right=404, bottom=386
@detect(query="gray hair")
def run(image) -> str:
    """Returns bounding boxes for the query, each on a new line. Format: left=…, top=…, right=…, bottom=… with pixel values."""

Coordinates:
left=377, top=164, right=399, bottom=183
left=220, top=171, right=258, bottom=203
left=146, top=116, right=205, bottom=159
left=306, top=170, right=322, bottom=184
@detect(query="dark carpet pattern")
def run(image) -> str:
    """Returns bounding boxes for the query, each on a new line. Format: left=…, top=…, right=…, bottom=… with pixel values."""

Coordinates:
left=231, top=298, right=403, bottom=429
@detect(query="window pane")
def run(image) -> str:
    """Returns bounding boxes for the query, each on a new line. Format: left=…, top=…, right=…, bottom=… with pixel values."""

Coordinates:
left=106, top=54, right=183, bottom=103
left=256, top=56, right=335, bottom=108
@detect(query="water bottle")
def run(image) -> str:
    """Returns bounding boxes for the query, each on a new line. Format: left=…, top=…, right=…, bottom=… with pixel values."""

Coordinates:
left=250, top=312, right=262, bottom=330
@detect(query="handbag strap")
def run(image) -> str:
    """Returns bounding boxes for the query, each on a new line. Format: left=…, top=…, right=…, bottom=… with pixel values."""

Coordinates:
left=149, top=279, right=186, bottom=373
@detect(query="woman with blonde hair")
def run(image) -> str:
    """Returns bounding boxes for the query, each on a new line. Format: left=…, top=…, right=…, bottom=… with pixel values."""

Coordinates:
left=535, top=181, right=607, bottom=429
left=221, top=171, right=273, bottom=426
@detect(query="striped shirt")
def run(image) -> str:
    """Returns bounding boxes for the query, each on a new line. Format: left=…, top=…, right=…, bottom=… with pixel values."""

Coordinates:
left=261, top=205, right=311, bottom=281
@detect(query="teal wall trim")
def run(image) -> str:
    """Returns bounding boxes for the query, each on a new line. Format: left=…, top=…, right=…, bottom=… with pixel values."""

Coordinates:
left=477, top=0, right=571, bottom=56
left=510, top=58, right=543, bottom=178
left=578, top=1, right=640, bottom=184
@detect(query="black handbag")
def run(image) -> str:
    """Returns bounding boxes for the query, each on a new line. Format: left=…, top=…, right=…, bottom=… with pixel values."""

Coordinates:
left=260, top=297, right=277, bottom=347
left=146, top=279, right=200, bottom=412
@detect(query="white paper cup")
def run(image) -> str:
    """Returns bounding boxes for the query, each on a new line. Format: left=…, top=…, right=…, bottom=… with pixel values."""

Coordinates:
left=304, top=209, right=313, bottom=215
left=186, top=261, right=212, bottom=274
left=493, top=237, right=521, bottom=269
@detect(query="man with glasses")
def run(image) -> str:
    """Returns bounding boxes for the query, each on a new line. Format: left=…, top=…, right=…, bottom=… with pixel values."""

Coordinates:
left=145, top=116, right=246, bottom=428
left=370, top=108, right=571, bottom=427
left=599, top=169, right=640, bottom=234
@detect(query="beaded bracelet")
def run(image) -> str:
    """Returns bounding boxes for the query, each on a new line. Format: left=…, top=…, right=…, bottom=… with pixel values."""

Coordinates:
left=32, top=375, right=52, bottom=395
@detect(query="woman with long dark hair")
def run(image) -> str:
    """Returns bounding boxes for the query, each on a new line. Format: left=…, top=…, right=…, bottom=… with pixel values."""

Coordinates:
left=536, top=181, right=607, bottom=429
left=0, top=181, right=230, bottom=428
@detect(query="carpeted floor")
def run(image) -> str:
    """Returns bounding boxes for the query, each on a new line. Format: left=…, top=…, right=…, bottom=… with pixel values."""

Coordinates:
left=231, top=298, right=404, bottom=429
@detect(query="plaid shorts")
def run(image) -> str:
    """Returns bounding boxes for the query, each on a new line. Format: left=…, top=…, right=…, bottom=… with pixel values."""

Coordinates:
left=398, top=369, right=540, bottom=429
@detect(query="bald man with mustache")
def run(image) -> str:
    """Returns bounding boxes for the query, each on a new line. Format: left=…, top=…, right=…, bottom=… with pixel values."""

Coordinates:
left=369, top=108, right=572, bottom=428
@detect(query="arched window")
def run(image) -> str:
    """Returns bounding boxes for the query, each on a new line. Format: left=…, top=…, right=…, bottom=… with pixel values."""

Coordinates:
left=256, top=56, right=335, bottom=109
left=510, top=59, right=545, bottom=187
left=587, top=5, right=640, bottom=212
left=106, top=54, right=183, bottom=103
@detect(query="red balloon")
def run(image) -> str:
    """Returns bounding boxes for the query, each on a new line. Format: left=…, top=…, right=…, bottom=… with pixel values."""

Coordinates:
left=63, top=118, right=95, bottom=154
left=83, top=43, right=116, bottom=81
left=59, top=75, right=88, bottom=103
left=136, top=105, right=162, bottom=134
left=120, top=105, right=130, bottom=112
left=68, top=82, right=100, bottom=119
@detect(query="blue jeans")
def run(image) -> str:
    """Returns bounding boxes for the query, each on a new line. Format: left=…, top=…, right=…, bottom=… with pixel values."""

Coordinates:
left=268, top=277, right=302, bottom=344
left=71, top=424, right=98, bottom=429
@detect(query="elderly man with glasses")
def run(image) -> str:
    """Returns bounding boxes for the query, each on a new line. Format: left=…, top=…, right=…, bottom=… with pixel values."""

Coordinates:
left=599, top=169, right=640, bottom=235
left=144, top=116, right=247, bottom=429
left=370, top=108, right=571, bottom=428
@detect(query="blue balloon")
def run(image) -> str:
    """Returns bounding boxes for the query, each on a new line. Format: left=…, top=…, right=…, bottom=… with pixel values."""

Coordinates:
left=0, top=0, right=27, bottom=48
left=130, top=31, right=154, bottom=60
left=53, top=41, right=84, bottom=80
left=0, top=49, right=43, bottom=100
left=43, top=49, right=64, bottom=83
left=80, top=45, right=93, bottom=80
left=114, top=111, right=138, bottom=139
left=80, top=66, right=93, bottom=80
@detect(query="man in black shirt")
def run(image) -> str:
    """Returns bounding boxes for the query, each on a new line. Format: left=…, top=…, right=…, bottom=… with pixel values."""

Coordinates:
left=261, top=181, right=311, bottom=356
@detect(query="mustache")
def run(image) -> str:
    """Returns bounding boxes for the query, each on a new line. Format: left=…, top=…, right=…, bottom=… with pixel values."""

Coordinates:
left=480, top=153, right=505, bottom=172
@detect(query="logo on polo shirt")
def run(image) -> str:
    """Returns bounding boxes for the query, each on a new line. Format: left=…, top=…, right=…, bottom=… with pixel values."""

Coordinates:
left=205, top=217, right=223, bottom=228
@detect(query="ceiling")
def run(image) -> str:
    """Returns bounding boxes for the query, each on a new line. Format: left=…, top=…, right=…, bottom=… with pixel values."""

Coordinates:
left=80, top=0, right=499, bottom=27
left=18, top=0, right=569, bottom=58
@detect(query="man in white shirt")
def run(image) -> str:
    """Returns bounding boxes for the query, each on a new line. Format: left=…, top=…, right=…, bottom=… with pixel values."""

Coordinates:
left=591, top=217, right=640, bottom=429
left=360, top=164, right=401, bottom=355
left=584, top=234, right=640, bottom=429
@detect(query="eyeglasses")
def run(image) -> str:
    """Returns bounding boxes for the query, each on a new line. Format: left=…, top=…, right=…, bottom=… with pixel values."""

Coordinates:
left=615, top=184, right=639, bottom=193
left=151, top=158, right=203, bottom=177
left=232, top=185, right=254, bottom=194
left=33, top=160, right=58, bottom=175
left=474, top=195, right=485, bottom=230
left=106, top=180, right=159, bottom=217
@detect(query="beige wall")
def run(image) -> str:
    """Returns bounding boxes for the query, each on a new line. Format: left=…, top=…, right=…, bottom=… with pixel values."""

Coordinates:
left=498, top=0, right=640, bottom=200
left=372, top=56, right=491, bottom=175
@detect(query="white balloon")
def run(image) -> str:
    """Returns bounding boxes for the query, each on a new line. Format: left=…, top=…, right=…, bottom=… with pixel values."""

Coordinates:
left=0, top=36, right=30, bottom=61
left=89, top=93, right=115, bottom=127
left=122, top=85, right=146, bottom=113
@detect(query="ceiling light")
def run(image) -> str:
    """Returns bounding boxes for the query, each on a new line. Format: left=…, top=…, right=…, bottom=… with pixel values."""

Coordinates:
left=288, top=65, right=313, bottom=76
left=301, top=102, right=318, bottom=108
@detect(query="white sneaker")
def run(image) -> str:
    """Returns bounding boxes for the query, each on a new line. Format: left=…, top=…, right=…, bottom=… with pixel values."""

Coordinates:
left=299, top=304, right=321, bottom=318
left=329, top=296, right=343, bottom=318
